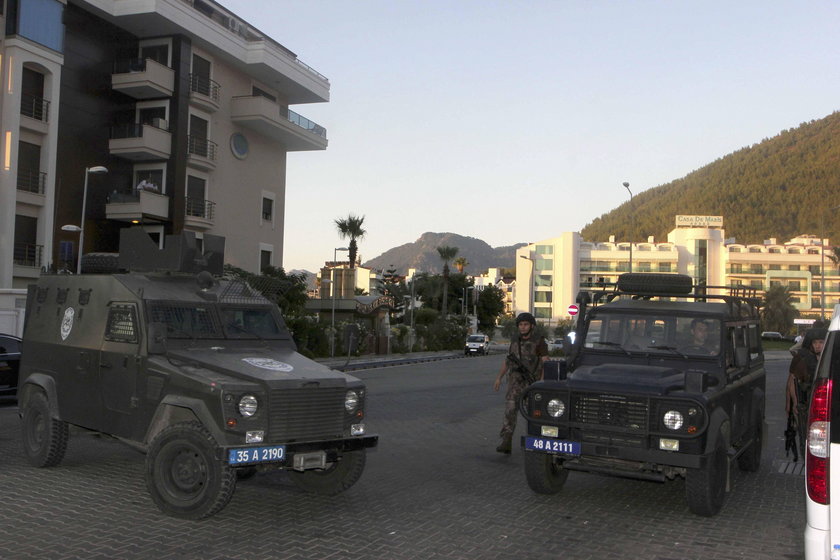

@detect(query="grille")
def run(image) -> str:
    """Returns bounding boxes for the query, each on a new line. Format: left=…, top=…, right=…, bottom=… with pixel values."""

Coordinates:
left=572, top=393, right=649, bottom=431
left=268, top=387, right=346, bottom=442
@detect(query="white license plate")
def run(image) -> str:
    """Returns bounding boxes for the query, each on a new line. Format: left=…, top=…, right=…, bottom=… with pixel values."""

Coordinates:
left=228, top=445, right=286, bottom=465
left=525, top=436, right=580, bottom=455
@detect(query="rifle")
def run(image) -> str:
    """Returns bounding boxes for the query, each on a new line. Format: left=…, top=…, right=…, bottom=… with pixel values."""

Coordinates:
left=507, top=352, right=538, bottom=384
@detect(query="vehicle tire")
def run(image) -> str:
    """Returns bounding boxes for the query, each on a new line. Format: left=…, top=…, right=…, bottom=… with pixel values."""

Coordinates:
left=80, top=252, right=122, bottom=274
left=289, top=449, right=366, bottom=496
left=523, top=451, right=568, bottom=494
left=737, top=415, right=763, bottom=472
left=617, top=273, right=692, bottom=295
left=685, top=428, right=728, bottom=516
left=21, top=390, right=69, bottom=467
left=145, top=421, right=236, bottom=520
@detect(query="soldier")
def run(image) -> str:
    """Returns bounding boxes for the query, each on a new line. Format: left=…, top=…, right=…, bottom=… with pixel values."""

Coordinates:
left=493, top=312, right=548, bottom=454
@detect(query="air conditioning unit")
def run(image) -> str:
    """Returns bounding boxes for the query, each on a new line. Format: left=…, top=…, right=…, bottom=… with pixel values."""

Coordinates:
left=227, top=18, right=240, bottom=33
left=151, top=118, right=168, bottom=130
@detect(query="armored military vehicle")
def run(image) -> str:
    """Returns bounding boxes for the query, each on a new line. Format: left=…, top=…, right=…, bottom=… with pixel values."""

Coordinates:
left=519, top=273, right=765, bottom=516
left=18, top=230, right=378, bottom=519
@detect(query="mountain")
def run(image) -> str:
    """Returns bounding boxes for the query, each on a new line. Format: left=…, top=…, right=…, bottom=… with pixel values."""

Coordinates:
left=362, top=232, right=526, bottom=276
left=581, top=111, right=840, bottom=244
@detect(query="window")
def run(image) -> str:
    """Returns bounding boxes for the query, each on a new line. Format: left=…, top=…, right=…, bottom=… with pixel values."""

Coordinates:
left=789, top=281, right=801, bottom=291
left=637, top=262, right=651, bottom=272
left=137, top=101, right=168, bottom=129
left=534, top=308, right=551, bottom=319
left=808, top=249, right=820, bottom=255
left=809, top=265, right=821, bottom=275
left=769, top=248, right=781, bottom=254
left=186, top=176, right=207, bottom=217
left=534, top=291, right=552, bottom=303
left=140, top=41, right=170, bottom=67
left=789, top=265, right=800, bottom=271
left=658, top=262, right=672, bottom=273
left=769, top=264, right=781, bottom=270
left=262, top=197, right=273, bottom=221
left=729, top=247, right=742, bottom=253
left=750, top=264, right=763, bottom=274
left=730, top=263, right=742, bottom=273
left=134, top=166, right=164, bottom=194
left=535, top=258, right=552, bottom=271
left=21, top=67, right=47, bottom=121
left=535, top=245, right=553, bottom=255
left=260, top=249, right=272, bottom=272
left=749, top=247, right=761, bottom=253
left=105, top=304, right=138, bottom=343
left=17, top=141, right=42, bottom=193
left=535, top=275, right=552, bottom=287
left=18, top=0, right=64, bottom=52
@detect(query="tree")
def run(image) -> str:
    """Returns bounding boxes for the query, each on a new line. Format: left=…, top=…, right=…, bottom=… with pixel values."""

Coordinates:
left=436, top=245, right=458, bottom=315
left=475, top=285, right=506, bottom=335
left=334, top=214, right=366, bottom=269
left=453, top=256, right=468, bottom=274
left=761, top=285, right=799, bottom=334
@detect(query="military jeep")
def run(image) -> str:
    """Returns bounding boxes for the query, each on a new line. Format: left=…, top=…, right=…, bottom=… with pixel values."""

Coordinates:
left=519, top=273, right=765, bottom=516
left=17, top=230, right=378, bottom=519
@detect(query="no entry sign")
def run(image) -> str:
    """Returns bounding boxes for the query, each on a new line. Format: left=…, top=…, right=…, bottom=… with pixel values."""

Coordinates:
left=568, top=304, right=579, bottom=316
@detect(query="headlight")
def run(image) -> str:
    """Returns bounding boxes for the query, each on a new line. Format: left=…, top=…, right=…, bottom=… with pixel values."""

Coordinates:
left=547, top=398, right=566, bottom=418
left=238, top=394, right=258, bottom=417
left=345, top=390, right=360, bottom=412
left=663, top=410, right=684, bottom=430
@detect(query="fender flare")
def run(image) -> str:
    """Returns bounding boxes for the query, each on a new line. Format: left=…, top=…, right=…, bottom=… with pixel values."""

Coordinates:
left=704, top=407, right=731, bottom=455
left=18, top=373, right=60, bottom=418
left=144, top=395, right=225, bottom=446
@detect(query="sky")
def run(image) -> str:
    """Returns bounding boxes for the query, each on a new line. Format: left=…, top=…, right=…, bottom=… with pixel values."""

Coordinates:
left=219, top=0, right=840, bottom=273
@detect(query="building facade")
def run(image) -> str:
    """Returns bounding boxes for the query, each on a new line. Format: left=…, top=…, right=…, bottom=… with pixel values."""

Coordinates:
left=515, top=216, right=838, bottom=325
left=0, top=0, right=328, bottom=334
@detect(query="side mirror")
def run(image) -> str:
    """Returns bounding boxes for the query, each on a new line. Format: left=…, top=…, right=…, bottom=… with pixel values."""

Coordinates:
left=148, top=322, right=167, bottom=354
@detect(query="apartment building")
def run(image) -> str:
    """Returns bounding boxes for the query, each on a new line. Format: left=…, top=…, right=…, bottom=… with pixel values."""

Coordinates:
left=0, top=0, right=329, bottom=334
left=515, top=216, right=838, bottom=324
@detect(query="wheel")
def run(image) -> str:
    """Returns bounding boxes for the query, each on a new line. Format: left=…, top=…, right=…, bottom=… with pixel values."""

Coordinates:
left=145, top=422, right=236, bottom=520
left=737, top=416, right=763, bottom=472
left=523, top=451, right=568, bottom=494
left=21, top=390, right=69, bottom=467
left=289, top=449, right=366, bottom=496
left=685, top=428, right=728, bottom=516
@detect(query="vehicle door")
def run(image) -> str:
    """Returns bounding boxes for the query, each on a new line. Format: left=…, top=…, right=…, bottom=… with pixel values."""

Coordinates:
left=99, top=303, right=140, bottom=421
left=724, top=322, right=762, bottom=442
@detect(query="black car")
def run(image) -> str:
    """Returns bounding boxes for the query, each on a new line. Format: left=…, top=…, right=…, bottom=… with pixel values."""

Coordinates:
left=519, top=273, right=766, bottom=517
left=0, top=333, right=21, bottom=397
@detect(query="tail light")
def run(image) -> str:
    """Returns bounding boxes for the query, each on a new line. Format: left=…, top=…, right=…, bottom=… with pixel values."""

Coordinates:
left=807, top=378, right=832, bottom=504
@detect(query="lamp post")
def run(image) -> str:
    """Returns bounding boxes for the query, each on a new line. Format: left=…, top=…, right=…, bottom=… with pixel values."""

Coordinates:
left=68, top=166, right=109, bottom=274
left=330, top=246, right=349, bottom=357
left=623, top=181, right=633, bottom=273
left=519, top=254, right=534, bottom=315
left=819, top=205, right=840, bottom=321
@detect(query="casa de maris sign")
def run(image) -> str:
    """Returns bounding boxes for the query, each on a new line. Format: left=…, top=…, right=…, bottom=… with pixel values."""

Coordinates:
left=675, top=215, right=724, bottom=228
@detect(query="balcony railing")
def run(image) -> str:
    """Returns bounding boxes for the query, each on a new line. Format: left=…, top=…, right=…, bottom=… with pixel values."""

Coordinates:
left=189, top=74, right=220, bottom=102
left=188, top=136, right=218, bottom=160
left=186, top=197, right=215, bottom=220
left=14, top=242, right=43, bottom=267
left=17, top=169, right=46, bottom=194
left=21, top=93, right=49, bottom=122
left=288, top=109, right=327, bottom=138
left=111, top=121, right=170, bottom=139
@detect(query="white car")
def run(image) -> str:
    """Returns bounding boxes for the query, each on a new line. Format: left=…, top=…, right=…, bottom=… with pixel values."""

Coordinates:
left=464, top=334, right=490, bottom=356
left=804, top=305, right=840, bottom=559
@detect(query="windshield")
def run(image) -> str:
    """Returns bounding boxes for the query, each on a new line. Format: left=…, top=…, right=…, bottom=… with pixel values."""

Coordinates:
left=583, top=313, right=721, bottom=357
left=219, top=306, right=283, bottom=339
left=468, top=335, right=486, bottom=343
left=145, top=302, right=284, bottom=340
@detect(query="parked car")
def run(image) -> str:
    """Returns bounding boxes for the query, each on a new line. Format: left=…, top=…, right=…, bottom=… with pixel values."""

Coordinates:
left=761, top=331, right=784, bottom=340
left=804, top=304, right=840, bottom=559
left=465, top=334, right=491, bottom=355
left=547, top=338, right=566, bottom=353
left=0, top=333, right=21, bottom=398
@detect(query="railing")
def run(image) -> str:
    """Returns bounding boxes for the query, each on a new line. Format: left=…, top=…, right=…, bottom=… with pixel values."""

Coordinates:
left=113, top=58, right=152, bottom=73
left=14, top=242, right=42, bottom=267
left=188, top=136, right=218, bottom=160
left=189, top=73, right=221, bottom=102
left=288, top=109, right=327, bottom=138
left=16, top=169, right=46, bottom=194
left=186, top=197, right=215, bottom=220
left=111, top=121, right=170, bottom=139
left=21, top=93, right=49, bottom=122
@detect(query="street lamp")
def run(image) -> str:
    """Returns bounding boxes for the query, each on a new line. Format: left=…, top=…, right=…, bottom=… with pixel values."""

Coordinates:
left=330, top=246, right=349, bottom=357
left=520, top=254, right=534, bottom=315
left=65, top=166, right=108, bottom=274
left=623, top=181, right=633, bottom=273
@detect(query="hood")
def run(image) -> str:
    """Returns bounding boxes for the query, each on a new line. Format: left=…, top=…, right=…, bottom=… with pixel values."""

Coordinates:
left=162, top=345, right=352, bottom=388
left=568, top=363, right=687, bottom=395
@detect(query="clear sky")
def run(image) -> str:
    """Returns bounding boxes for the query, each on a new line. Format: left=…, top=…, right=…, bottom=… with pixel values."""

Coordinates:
left=220, top=0, right=840, bottom=273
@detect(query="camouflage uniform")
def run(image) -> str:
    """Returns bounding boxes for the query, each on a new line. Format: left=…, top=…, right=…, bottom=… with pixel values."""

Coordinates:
left=500, top=334, right=548, bottom=438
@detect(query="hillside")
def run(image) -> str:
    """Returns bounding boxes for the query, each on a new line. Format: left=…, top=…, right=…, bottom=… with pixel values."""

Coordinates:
left=362, top=232, right=525, bottom=276
left=581, top=111, right=840, bottom=244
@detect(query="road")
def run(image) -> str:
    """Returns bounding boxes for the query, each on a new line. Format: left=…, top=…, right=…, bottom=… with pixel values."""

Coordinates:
left=0, top=351, right=804, bottom=560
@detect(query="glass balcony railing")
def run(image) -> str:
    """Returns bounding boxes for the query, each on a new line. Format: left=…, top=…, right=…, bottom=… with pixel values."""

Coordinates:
left=288, top=109, right=326, bottom=138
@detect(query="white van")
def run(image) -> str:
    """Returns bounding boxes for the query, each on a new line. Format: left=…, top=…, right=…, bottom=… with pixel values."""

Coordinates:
left=804, top=305, right=840, bottom=559
left=464, top=334, right=490, bottom=356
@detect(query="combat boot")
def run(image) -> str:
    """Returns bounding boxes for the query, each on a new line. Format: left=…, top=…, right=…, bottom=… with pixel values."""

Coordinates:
left=496, top=433, right=512, bottom=454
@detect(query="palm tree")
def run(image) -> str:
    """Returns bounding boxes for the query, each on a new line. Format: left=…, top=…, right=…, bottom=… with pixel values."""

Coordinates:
left=761, top=285, right=798, bottom=334
left=437, top=245, right=459, bottom=314
left=453, top=256, right=468, bottom=274
left=334, top=214, right=366, bottom=269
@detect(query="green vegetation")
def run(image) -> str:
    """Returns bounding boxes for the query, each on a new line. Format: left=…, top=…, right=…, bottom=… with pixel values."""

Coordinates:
left=581, top=111, right=840, bottom=244
left=334, top=214, right=366, bottom=269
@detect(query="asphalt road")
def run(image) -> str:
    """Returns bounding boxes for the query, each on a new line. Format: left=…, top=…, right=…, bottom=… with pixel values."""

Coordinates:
left=0, top=351, right=803, bottom=560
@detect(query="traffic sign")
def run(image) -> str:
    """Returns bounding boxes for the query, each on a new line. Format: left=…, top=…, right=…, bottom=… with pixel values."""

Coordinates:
left=568, top=304, right=579, bottom=316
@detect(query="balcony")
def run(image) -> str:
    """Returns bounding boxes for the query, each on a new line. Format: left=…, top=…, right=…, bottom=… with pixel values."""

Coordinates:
left=106, top=190, right=170, bottom=223
left=187, top=136, right=218, bottom=171
left=16, top=169, right=46, bottom=207
left=189, top=74, right=220, bottom=112
left=184, top=198, right=215, bottom=230
left=20, top=93, right=49, bottom=133
left=13, top=242, right=42, bottom=268
left=112, top=58, right=175, bottom=99
left=230, top=95, right=328, bottom=151
left=109, top=123, right=172, bottom=161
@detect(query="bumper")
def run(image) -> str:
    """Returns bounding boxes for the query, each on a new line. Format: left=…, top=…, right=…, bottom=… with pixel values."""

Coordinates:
left=224, top=434, right=378, bottom=466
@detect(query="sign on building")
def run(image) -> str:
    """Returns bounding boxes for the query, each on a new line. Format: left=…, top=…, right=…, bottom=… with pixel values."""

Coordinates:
left=675, top=215, right=724, bottom=228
